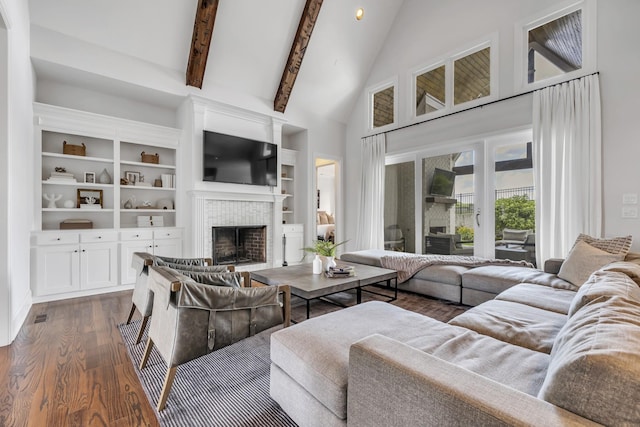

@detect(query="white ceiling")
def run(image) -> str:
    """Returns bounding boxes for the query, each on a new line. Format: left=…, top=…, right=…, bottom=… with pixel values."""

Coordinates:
left=28, top=0, right=404, bottom=123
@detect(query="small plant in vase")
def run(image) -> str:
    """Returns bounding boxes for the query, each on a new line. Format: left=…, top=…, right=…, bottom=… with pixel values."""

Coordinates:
left=303, top=240, right=348, bottom=272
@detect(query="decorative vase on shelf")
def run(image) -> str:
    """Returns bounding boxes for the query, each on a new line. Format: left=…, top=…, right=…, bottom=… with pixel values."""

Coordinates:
left=312, top=254, right=322, bottom=275
left=98, top=168, right=112, bottom=184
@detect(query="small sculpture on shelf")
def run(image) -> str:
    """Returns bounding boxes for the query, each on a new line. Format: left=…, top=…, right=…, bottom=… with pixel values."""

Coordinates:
left=43, top=193, right=62, bottom=208
left=98, top=168, right=112, bottom=184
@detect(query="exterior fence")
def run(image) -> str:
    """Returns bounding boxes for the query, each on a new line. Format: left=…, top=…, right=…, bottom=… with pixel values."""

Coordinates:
left=455, top=186, right=534, bottom=214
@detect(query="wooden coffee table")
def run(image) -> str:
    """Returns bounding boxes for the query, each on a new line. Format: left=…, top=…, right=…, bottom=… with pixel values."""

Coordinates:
left=251, top=262, right=397, bottom=319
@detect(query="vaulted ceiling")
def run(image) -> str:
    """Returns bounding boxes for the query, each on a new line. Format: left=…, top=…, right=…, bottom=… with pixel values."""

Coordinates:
left=28, top=0, right=405, bottom=123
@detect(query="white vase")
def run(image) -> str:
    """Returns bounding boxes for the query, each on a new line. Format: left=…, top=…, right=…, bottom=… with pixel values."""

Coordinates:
left=324, top=256, right=337, bottom=272
left=312, top=254, right=322, bottom=275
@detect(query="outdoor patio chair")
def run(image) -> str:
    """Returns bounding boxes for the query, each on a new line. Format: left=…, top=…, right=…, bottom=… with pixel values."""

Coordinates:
left=140, top=266, right=291, bottom=411
left=126, top=252, right=234, bottom=344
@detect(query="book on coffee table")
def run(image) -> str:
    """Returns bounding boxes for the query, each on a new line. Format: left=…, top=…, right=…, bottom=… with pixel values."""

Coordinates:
left=325, top=265, right=356, bottom=278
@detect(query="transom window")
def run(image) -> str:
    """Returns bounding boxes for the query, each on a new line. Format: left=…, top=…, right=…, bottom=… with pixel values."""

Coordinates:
left=373, top=86, right=395, bottom=128
left=411, top=39, right=496, bottom=120
left=415, top=65, right=445, bottom=116
left=367, top=79, right=398, bottom=131
left=528, top=9, right=582, bottom=83
left=454, top=47, right=491, bottom=105
left=517, top=0, right=594, bottom=90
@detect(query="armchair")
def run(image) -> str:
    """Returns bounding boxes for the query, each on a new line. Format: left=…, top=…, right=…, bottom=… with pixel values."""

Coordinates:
left=126, top=252, right=234, bottom=344
left=140, top=266, right=291, bottom=411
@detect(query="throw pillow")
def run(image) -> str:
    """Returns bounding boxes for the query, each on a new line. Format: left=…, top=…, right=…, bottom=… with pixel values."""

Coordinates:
left=574, top=233, right=632, bottom=256
left=318, top=211, right=329, bottom=225
left=558, top=240, right=624, bottom=287
left=326, top=213, right=335, bottom=224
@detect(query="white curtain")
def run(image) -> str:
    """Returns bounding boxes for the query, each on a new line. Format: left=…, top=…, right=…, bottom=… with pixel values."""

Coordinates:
left=355, top=134, right=386, bottom=250
left=533, top=74, right=602, bottom=265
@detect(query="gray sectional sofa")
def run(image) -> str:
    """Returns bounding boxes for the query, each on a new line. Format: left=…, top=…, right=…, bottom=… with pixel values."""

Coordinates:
left=270, top=251, right=640, bottom=426
left=340, top=249, right=553, bottom=305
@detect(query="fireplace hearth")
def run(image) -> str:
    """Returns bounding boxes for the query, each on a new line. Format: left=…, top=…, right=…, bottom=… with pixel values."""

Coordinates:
left=212, top=226, right=267, bottom=265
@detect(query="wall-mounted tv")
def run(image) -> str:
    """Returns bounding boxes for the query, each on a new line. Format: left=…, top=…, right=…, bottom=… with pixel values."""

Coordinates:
left=429, top=168, right=456, bottom=197
left=203, top=130, right=277, bottom=187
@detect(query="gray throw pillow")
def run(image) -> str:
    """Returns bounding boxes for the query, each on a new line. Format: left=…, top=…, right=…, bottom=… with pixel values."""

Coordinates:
left=558, top=240, right=623, bottom=287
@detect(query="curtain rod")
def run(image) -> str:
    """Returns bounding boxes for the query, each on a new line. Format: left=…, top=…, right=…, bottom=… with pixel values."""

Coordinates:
left=365, top=71, right=600, bottom=139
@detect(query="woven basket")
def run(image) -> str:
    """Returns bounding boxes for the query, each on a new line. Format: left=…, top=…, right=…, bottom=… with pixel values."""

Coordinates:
left=141, top=151, right=159, bottom=164
left=63, top=141, right=86, bottom=156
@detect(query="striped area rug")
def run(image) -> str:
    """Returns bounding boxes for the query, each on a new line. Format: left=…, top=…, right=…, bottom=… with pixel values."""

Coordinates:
left=119, top=321, right=297, bottom=427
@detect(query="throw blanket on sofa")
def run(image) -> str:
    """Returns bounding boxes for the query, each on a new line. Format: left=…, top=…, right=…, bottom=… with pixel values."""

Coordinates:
left=380, top=254, right=534, bottom=284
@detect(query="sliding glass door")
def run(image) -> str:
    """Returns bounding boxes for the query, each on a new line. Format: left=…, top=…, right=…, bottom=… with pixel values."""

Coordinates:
left=384, top=129, right=534, bottom=260
left=423, top=150, right=477, bottom=256
left=491, top=135, right=536, bottom=265
left=384, top=160, right=415, bottom=253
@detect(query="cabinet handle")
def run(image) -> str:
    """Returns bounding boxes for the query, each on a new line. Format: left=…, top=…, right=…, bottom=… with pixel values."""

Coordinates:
left=135, top=234, right=139, bottom=238
left=56, top=237, right=61, bottom=241
left=97, top=236, right=102, bottom=239
left=82, top=249, right=86, bottom=252
left=74, top=250, right=78, bottom=253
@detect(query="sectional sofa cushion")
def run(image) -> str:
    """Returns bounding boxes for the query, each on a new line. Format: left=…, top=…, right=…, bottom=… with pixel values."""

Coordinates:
left=568, top=270, right=640, bottom=317
left=449, top=299, right=567, bottom=353
left=495, top=283, right=575, bottom=314
left=462, top=265, right=576, bottom=292
left=270, top=301, right=468, bottom=420
left=404, top=330, right=550, bottom=396
left=339, top=249, right=389, bottom=267
left=601, top=260, right=640, bottom=285
left=558, top=240, right=624, bottom=286
left=539, top=293, right=640, bottom=426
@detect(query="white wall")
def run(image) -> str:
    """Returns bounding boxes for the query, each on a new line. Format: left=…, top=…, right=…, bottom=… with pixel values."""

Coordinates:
left=0, top=0, right=35, bottom=346
left=344, top=0, right=640, bottom=253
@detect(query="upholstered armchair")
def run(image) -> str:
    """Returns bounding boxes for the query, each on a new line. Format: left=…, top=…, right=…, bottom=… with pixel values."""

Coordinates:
left=126, top=252, right=234, bottom=344
left=140, top=266, right=291, bottom=411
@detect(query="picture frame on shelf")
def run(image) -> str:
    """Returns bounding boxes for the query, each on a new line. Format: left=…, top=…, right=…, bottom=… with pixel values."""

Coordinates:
left=124, top=171, right=141, bottom=185
left=84, top=172, right=95, bottom=184
left=77, top=188, right=103, bottom=208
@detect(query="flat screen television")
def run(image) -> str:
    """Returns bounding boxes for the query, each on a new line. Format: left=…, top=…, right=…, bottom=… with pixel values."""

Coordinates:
left=429, top=168, right=456, bottom=197
left=203, top=130, right=277, bottom=187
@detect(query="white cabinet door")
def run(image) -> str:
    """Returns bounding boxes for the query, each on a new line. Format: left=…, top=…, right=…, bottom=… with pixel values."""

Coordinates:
left=80, top=242, right=118, bottom=290
left=35, top=244, right=80, bottom=296
left=153, top=229, right=183, bottom=258
left=283, top=224, right=304, bottom=265
left=154, top=239, right=182, bottom=258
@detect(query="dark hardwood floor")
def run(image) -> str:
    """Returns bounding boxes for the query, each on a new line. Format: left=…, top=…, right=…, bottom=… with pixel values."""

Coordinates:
left=0, top=286, right=468, bottom=426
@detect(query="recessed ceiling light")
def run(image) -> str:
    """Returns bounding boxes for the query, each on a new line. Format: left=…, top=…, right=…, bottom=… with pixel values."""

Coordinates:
left=356, top=8, right=364, bottom=21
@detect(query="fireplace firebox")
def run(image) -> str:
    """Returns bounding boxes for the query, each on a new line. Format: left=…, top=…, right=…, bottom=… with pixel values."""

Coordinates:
left=212, top=225, right=266, bottom=265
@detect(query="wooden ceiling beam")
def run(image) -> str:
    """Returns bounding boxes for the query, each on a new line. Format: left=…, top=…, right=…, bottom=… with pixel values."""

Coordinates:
left=274, top=0, right=323, bottom=113
left=186, top=0, right=219, bottom=89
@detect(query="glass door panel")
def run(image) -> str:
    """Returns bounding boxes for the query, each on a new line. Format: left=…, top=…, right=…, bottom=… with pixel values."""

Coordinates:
left=423, top=151, right=475, bottom=255
left=384, top=161, right=414, bottom=252
left=493, top=141, right=536, bottom=265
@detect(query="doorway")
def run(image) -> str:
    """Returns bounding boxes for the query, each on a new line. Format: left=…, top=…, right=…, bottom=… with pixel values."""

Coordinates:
left=315, top=158, right=338, bottom=244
